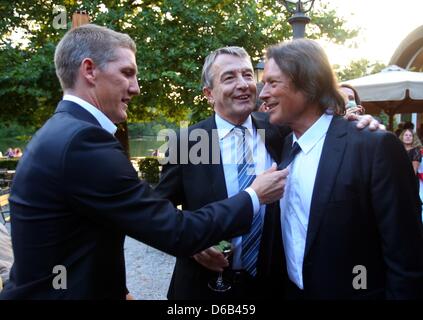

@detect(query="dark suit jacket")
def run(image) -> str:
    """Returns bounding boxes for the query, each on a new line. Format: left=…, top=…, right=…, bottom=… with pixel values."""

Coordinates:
left=281, top=116, right=423, bottom=299
left=0, top=101, right=255, bottom=300
left=154, top=112, right=290, bottom=299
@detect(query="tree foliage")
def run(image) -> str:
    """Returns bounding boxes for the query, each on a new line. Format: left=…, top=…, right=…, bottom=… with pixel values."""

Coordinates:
left=334, top=58, right=386, bottom=82
left=0, top=0, right=358, bottom=127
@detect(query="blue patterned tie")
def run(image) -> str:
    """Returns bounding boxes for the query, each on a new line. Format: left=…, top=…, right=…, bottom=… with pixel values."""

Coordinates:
left=233, top=126, right=262, bottom=277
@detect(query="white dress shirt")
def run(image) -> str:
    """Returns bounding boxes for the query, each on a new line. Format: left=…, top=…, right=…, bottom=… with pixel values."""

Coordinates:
left=62, top=95, right=117, bottom=135
left=215, top=113, right=274, bottom=269
left=280, top=113, right=333, bottom=289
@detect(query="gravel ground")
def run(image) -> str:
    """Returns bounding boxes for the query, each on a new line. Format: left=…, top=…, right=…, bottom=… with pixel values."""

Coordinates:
left=124, top=236, right=175, bottom=300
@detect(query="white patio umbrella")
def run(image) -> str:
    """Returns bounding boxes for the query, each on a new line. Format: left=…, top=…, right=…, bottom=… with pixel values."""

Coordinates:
left=343, top=65, right=423, bottom=129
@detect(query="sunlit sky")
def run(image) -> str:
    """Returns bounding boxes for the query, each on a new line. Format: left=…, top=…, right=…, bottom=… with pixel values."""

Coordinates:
left=9, top=0, right=423, bottom=68
left=317, top=0, right=423, bottom=66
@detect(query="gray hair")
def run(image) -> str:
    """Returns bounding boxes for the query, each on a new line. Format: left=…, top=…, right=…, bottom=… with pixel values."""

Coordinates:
left=201, top=46, right=251, bottom=89
left=54, top=24, right=136, bottom=90
left=266, top=39, right=345, bottom=115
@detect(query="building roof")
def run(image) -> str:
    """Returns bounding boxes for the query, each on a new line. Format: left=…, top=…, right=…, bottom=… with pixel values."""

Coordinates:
left=390, top=25, right=423, bottom=71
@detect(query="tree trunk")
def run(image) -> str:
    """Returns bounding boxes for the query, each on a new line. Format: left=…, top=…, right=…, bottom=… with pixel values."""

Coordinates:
left=115, top=123, right=130, bottom=159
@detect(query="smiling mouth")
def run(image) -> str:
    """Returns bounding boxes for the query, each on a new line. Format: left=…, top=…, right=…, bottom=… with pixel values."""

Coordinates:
left=234, top=94, right=251, bottom=101
left=265, top=102, right=278, bottom=111
left=121, top=99, right=130, bottom=108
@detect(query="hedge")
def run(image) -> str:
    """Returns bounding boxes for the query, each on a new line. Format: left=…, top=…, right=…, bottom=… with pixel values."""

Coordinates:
left=0, top=159, right=19, bottom=170
left=138, top=157, right=160, bottom=185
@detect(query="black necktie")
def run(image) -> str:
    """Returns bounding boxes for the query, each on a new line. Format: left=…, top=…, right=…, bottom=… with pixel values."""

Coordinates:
left=278, top=142, right=301, bottom=170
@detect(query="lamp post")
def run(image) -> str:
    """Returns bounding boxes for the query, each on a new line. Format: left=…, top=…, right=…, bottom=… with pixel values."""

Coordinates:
left=254, top=60, right=265, bottom=83
left=254, top=60, right=265, bottom=110
left=71, top=10, right=90, bottom=28
left=281, top=0, right=315, bottom=39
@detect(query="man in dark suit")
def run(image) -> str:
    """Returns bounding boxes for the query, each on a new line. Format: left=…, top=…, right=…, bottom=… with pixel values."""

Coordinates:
left=259, top=39, right=423, bottom=299
left=0, top=24, right=288, bottom=300
left=155, top=47, right=288, bottom=299
left=154, top=46, right=382, bottom=300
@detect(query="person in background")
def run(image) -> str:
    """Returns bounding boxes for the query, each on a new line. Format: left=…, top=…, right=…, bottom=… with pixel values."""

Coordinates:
left=13, top=148, right=23, bottom=158
left=400, top=128, right=422, bottom=175
left=339, top=83, right=365, bottom=116
left=404, top=121, right=415, bottom=131
left=4, top=148, right=14, bottom=159
left=395, top=122, right=405, bottom=137
left=400, top=125, right=423, bottom=211
left=0, top=224, right=13, bottom=292
left=402, top=121, right=423, bottom=148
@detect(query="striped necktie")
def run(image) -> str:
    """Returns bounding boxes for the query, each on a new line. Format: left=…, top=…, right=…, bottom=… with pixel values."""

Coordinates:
left=233, top=126, right=262, bottom=277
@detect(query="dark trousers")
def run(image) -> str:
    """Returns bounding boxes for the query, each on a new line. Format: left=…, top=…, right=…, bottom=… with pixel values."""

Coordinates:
left=284, top=279, right=306, bottom=300
left=208, top=269, right=261, bottom=300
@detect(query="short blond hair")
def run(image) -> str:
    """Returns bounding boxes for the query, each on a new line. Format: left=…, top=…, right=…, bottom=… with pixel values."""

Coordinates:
left=54, top=24, right=136, bottom=90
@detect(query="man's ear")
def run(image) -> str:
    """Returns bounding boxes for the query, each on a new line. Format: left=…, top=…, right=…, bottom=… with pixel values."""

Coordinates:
left=80, top=58, right=97, bottom=85
left=203, top=86, right=214, bottom=106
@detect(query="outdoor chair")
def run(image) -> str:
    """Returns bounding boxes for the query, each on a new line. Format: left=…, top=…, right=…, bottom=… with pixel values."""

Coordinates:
left=0, top=169, right=11, bottom=189
left=0, top=193, right=10, bottom=224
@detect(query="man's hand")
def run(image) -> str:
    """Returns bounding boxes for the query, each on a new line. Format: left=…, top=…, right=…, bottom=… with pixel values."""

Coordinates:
left=345, top=105, right=364, bottom=117
left=345, top=111, right=386, bottom=131
left=193, top=246, right=229, bottom=272
left=250, top=163, right=288, bottom=204
left=258, top=102, right=268, bottom=113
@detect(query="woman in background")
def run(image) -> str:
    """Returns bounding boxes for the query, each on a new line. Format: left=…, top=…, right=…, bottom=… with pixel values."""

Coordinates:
left=400, top=128, right=422, bottom=175
left=339, top=83, right=365, bottom=116
left=400, top=129, right=422, bottom=197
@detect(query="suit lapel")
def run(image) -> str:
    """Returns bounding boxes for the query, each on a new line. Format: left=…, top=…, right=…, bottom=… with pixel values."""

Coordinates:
left=304, top=116, right=348, bottom=258
left=203, top=112, right=283, bottom=200
left=201, top=115, right=228, bottom=200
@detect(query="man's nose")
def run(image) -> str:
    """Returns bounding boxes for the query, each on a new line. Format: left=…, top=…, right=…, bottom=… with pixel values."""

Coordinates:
left=259, top=83, right=269, bottom=100
left=236, top=76, right=249, bottom=89
left=129, top=78, right=140, bottom=96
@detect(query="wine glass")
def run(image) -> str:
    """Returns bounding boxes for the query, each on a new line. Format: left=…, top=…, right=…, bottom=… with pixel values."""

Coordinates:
left=208, top=240, right=233, bottom=292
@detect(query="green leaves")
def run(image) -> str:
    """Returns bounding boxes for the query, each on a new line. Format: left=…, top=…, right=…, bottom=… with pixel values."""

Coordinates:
left=0, top=0, right=357, bottom=127
left=214, top=240, right=232, bottom=253
left=334, top=59, right=386, bottom=82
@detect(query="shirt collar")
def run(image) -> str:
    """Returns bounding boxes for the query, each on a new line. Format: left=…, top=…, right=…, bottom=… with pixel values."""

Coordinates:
left=62, top=94, right=117, bottom=135
left=214, top=113, right=254, bottom=140
left=293, top=113, right=333, bottom=155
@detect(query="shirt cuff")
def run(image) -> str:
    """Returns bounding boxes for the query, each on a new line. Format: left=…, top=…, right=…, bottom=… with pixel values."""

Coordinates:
left=244, top=187, right=260, bottom=214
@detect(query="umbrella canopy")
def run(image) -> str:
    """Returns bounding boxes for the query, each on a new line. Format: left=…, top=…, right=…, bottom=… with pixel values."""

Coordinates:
left=343, top=66, right=423, bottom=129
